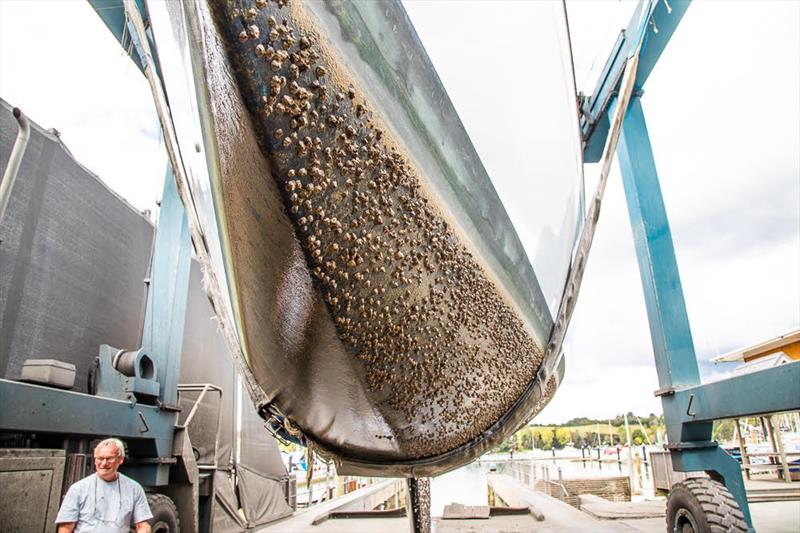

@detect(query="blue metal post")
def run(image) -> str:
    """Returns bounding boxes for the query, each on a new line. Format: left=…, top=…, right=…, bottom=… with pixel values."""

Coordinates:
left=582, top=0, right=692, bottom=162
left=616, top=97, right=702, bottom=404
left=616, top=96, right=752, bottom=528
left=141, top=167, right=192, bottom=408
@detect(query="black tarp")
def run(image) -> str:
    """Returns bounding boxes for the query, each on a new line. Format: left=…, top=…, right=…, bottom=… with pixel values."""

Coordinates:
left=237, top=465, right=293, bottom=527
left=0, top=100, right=153, bottom=390
left=240, top=394, right=288, bottom=480
left=213, top=471, right=247, bottom=531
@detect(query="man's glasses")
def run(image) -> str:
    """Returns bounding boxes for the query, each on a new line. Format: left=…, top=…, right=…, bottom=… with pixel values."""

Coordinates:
left=94, top=456, right=120, bottom=463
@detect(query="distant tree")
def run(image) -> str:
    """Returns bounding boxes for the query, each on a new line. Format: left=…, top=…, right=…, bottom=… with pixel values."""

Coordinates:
left=631, top=428, right=646, bottom=446
left=519, top=427, right=533, bottom=450
left=531, top=429, right=544, bottom=450
left=713, top=419, right=735, bottom=443
left=554, top=428, right=571, bottom=449
left=540, top=428, right=554, bottom=450
left=495, top=439, right=510, bottom=453
left=565, top=417, right=597, bottom=426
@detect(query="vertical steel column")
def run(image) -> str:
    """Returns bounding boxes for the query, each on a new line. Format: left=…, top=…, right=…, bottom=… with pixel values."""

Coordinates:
left=405, top=477, right=431, bottom=533
left=141, top=167, right=192, bottom=408
left=616, top=96, right=752, bottom=528
left=617, top=96, right=701, bottom=402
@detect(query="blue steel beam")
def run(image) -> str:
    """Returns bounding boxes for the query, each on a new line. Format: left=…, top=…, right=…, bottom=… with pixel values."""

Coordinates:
left=616, top=97, right=701, bottom=397
left=141, top=167, right=192, bottom=409
left=582, top=0, right=692, bottom=162
left=88, top=0, right=187, bottom=408
left=672, top=361, right=800, bottom=424
left=87, top=0, right=160, bottom=76
left=0, top=378, right=175, bottom=485
left=581, top=32, right=626, bottom=162
left=0, top=379, right=173, bottom=456
left=616, top=95, right=753, bottom=529
left=632, top=0, right=692, bottom=90
left=87, top=0, right=191, bottom=478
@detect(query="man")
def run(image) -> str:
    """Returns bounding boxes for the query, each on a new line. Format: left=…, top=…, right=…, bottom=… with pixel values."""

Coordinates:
left=56, top=438, right=153, bottom=533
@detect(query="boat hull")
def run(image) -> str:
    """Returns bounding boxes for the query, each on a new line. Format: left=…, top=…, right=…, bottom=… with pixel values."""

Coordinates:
left=146, top=0, right=572, bottom=476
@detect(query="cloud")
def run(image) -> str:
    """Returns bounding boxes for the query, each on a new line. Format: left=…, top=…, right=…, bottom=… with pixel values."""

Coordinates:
left=0, top=0, right=165, bottom=214
left=670, top=175, right=800, bottom=258
left=537, top=363, right=663, bottom=424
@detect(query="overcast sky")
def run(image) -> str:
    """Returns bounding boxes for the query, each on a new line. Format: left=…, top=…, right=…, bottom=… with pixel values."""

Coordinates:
left=1, top=1, right=797, bottom=425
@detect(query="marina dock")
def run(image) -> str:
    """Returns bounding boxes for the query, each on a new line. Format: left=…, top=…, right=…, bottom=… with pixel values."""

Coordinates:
left=256, top=471, right=800, bottom=532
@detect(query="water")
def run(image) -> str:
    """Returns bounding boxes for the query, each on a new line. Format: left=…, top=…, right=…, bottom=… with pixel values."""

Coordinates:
left=430, top=447, right=658, bottom=516
left=430, top=462, right=490, bottom=516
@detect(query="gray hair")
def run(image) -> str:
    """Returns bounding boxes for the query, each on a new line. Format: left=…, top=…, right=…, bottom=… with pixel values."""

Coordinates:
left=96, top=438, right=126, bottom=459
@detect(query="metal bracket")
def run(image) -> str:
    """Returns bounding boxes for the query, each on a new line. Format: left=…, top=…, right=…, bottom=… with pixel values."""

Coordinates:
left=138, top=411, right=150, bottom=433
left=128, top=457, right=178, bottom=465
left=264, top=418, right=292, bottom=448
left=665, top=441, right=717, bottom=451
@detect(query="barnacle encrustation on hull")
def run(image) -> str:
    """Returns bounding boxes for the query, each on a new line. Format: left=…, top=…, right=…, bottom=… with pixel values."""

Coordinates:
left=209, top=0, right=553, bottom=464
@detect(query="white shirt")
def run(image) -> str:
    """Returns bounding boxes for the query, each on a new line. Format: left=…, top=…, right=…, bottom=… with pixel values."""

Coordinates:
left=55, top=473, right=152, bottom=532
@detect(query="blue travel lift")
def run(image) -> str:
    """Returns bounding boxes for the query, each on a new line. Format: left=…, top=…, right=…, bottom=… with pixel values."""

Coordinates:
left=582, top=1, right=800, bottom=531
left=0, top=165, right=203, bottom=529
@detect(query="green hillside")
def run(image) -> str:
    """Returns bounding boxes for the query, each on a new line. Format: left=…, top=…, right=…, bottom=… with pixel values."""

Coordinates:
left=494, top=413, right=665, bottom=452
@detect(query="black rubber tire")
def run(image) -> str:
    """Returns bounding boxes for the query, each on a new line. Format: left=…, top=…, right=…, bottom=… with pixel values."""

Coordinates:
left=666, top=477, right=748, bottom=533
left=147, top=493, right=180, bottom=533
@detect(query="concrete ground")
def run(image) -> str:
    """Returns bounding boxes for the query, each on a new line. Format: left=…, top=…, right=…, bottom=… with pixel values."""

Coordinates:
left=746, top=501, right=800, bottom=532
left=258, top=474, right=800, bottom=532
left=579, top=493, right=665, bottom=519
left=258, top=501, right=800, bottom=532
left=619, top=501, right=800, bottom=533
left=262, top=516, right=409, bottom=532
left=261, top=500, right=800, bottom=532
left=258, top=479, right=403, bottom=532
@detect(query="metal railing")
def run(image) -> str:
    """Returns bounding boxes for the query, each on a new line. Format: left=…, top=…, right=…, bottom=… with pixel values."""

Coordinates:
left=176, top=383, right=223, bottom=470
left=498, top=459, right=570, bottom=502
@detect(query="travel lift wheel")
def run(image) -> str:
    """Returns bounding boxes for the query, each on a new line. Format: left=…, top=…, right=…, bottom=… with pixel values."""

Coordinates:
left=147, top=493, right=180, bottom=533
left=666, top=477, right=748, bottom=533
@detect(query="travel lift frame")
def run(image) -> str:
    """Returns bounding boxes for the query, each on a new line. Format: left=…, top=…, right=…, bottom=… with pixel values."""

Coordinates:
left=580, top=0, right=800, bottom=531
